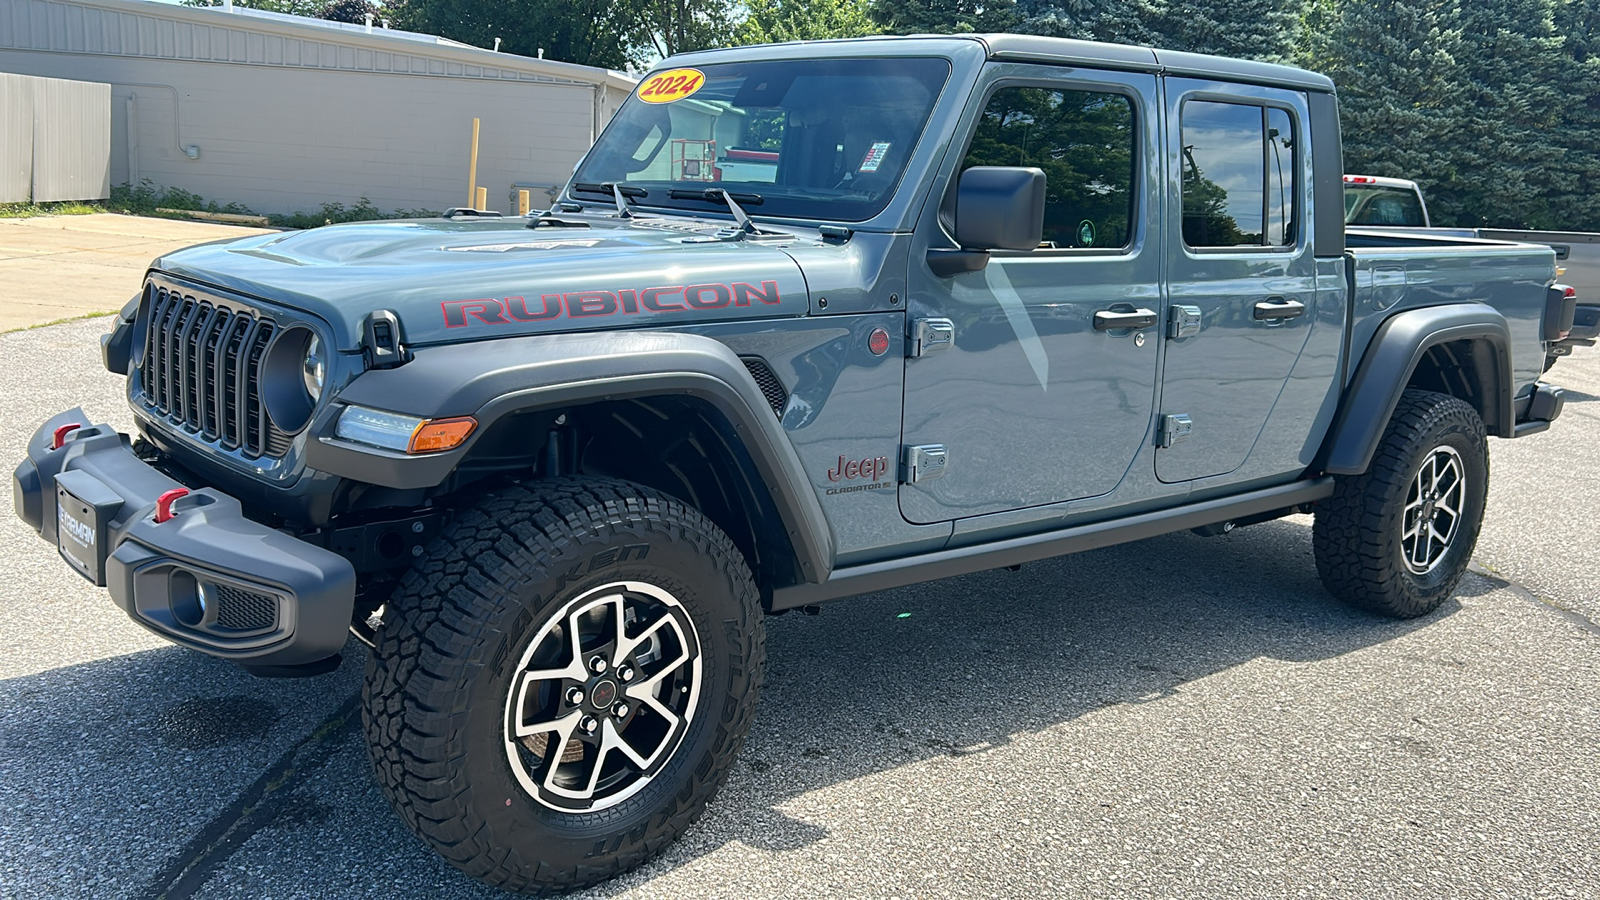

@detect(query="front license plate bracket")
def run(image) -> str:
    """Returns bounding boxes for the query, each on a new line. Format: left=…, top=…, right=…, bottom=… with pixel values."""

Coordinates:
left=54, top=470, right=124, bottom=587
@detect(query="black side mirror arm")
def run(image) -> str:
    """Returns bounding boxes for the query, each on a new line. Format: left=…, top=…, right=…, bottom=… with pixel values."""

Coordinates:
left=926, top=248, right=991, bottom=278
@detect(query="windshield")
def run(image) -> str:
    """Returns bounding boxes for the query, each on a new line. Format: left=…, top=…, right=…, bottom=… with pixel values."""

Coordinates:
left=571, top=57, right=951, bottom=222
left=1344, top=184, right=1427, bottom=227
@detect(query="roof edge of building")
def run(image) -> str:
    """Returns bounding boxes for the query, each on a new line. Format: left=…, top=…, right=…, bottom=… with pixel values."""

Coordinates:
left=38, top=0, right=638, bottom=90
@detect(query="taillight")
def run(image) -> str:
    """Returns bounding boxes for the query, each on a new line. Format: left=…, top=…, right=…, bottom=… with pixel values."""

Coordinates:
left=1344, top=175, right=1376, bottom=184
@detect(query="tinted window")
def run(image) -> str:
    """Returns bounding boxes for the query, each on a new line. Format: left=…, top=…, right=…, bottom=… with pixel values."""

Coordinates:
left=1181, top=101, right=1297, bottom=248
left=574, top=58, right=950, bottom=223
left=1345, top=185, right=1426, bottom=226
left=960, top=87, right=1136, bottom=250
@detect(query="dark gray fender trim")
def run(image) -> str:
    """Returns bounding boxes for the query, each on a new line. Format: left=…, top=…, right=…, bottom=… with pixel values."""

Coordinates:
left=1321, top=302, right=1513, bottom=476
left=304, top=331, right=836, bottom=583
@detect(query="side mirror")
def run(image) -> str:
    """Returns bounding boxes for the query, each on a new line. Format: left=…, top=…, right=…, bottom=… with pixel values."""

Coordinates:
left=929, top=167, right=1046, bottom=278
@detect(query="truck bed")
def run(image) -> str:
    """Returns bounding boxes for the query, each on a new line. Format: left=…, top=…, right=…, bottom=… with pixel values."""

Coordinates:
left=1344, top=228, right=1556, bottom=395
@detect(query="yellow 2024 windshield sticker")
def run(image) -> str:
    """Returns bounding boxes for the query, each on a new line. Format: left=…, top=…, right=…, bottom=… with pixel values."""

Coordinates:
left=637, top=68, right=706, bottom=104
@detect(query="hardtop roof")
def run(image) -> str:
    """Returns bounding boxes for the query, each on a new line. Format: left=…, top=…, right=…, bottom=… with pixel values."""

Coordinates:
left=666, top=34, right=1336, bottom=94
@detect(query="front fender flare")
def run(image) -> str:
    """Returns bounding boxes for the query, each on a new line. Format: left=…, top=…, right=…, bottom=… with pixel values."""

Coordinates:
left=305, top=331, right=834, bottom=583
left=1320, top=302, right=1513, bottom=475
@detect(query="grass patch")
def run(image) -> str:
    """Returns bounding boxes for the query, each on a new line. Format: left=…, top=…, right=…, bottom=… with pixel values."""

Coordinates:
left=1, top=310, right=117, bottom=335
left=0, top=200, right=108, bottom=218
left=109, top=180, right=438, bottom=228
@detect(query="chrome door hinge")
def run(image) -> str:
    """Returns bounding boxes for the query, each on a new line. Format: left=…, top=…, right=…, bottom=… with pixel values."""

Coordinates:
left=909, top=318, right=955, bottom=357
left=1168, top=305, right=1202, bottom=339
left=901, top=444, right=949, bottom=484
left=1158, top=414, right=1193, bottom=449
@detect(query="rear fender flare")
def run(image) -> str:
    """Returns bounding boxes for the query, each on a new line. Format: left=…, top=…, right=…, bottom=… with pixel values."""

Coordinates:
left=304, top=331, right=834, bottom=583
left=1320, top=302, right=1513, bottom=475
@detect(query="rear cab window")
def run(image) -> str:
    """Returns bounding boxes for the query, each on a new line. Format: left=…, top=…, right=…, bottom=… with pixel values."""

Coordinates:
left=1180, top=100, right=1296, bottom=249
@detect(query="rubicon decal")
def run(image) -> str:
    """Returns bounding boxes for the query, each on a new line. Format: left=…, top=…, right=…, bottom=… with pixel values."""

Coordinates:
left=442, top=281, right=784, bottom=328
left=825, top=454, right=893, bottom=495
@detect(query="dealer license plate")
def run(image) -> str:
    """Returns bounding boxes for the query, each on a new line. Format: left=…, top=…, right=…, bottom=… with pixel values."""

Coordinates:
left=56, top=484, right=105, bottom=584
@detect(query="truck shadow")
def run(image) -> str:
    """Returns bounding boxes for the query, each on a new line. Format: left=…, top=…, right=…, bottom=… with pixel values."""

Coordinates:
left=0, top=517, right=1456, bottom=899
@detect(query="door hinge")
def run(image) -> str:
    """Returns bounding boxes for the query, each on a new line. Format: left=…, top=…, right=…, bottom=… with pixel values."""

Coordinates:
left=901, top=444, right=949, bottom=484
left=1158, top=414, right=1193, bottom=449
left=1168, top=305, right=1202, bottom=339
left=909, top=318, right=955, bottom=357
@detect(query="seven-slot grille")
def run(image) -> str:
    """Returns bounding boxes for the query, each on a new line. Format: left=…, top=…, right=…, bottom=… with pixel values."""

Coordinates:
left=139, top=283, right=288, bottom=458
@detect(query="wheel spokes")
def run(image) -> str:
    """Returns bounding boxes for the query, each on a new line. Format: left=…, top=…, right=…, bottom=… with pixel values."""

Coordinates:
left=1399, top=446, right=1468, bottom=575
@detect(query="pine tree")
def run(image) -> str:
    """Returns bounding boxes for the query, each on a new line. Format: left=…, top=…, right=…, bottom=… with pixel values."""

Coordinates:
left=1310, top=0, right=1468, bottom=221
left=1552, top=0, right=1600, bottom=230
left=868, top=0, right=1021, bottom=34
left=1014, top=0, right=1166, bottom=45
left=1442, top=0, right=1567, bottom=227
left=1158, top=0, right=1305, bottom=61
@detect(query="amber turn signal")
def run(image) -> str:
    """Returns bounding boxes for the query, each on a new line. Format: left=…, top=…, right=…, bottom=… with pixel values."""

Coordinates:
left=407, top=416, right=477, bottom=454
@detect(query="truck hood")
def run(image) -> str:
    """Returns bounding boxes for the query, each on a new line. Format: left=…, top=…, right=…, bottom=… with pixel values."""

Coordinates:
left=153, top=216, right=813, bottom=348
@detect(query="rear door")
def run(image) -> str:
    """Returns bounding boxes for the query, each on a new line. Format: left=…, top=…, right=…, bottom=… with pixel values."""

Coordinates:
left=1157, top=80, right=1317, bottom=483
left=898, top=65, right=1162, bottom=524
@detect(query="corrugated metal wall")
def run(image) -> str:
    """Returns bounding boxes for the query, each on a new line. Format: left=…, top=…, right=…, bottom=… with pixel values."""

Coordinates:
left=0, top=74, right=30, bottom=201
left=0, top=71, right=112, bottom=202
left=0, top=0, right=634, bottom=215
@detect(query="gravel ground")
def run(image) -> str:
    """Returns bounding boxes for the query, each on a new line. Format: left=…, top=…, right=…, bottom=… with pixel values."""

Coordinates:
left=1, top=319, right=1596, bottom=900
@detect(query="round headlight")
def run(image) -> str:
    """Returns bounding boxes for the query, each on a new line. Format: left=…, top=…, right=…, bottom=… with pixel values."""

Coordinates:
left=302, top=334, right=325, bottom=402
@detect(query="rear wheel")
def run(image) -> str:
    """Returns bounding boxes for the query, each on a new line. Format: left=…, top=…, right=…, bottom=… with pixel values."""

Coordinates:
left=363, top=478, right=763, bottom=894
left=1314, top=390, right=1489, bottom=618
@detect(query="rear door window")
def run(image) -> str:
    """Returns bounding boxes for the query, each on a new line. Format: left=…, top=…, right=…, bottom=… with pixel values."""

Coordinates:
left=1181, top=100, right=1296, bottom=248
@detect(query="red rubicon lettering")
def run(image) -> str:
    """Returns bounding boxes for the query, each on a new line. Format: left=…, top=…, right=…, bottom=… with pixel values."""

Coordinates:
left=504, top=295, right=561, bottom=322
left=440, top=279, right=787, bottom=327
left=442, top=299, right=508, bottom=327
left=641, top=286, right=685, bottom=311
left=733, top=281, right=782, bottom=306
left=684, top=284, right=731, bottom=309
left=566, top=291, right=618, bottom=317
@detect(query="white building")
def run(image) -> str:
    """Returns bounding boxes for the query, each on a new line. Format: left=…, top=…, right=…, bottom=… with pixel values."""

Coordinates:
left=0, top=0, right=636, bottom=214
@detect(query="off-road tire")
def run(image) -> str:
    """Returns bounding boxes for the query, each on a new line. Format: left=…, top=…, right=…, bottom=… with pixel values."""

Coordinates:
left=1314, top=389, right=1489, bottom=618
left=362, top=477, right=763, bottom=894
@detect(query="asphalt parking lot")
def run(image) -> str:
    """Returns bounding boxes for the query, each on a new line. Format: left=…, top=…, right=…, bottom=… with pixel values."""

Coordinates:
left=1, top=316, right=1596, bottom=900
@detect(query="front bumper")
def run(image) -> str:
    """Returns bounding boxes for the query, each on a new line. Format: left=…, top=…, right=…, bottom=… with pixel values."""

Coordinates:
left=13, top=408, right=355, bottom=671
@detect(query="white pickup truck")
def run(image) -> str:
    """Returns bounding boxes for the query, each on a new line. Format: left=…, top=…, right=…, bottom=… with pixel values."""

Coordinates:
left=1344, top=175, right=1600, bottom=361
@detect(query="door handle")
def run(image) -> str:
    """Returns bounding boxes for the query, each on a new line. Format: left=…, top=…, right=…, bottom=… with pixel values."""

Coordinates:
left=1093, top=307, right=1158, bottom=331
left=1253, top=297, right=1306, bottom=321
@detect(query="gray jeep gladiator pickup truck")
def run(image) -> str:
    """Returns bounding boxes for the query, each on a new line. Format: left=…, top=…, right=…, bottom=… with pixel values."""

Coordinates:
left=12, top=34, right=1580, bottom=894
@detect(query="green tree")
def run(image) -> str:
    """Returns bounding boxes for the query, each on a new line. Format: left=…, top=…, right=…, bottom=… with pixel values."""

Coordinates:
left=1308, top=0, right=1467, bottom=219
left=1158, top=0, right=1304, bottom=62
left=1553, top=0, right=1600, bottom=230
left=736, top=0, right=879, bottom=43
left=868, top=0, right=1021, bottom=34
left=180, top=0, right=325, bottom=16
left=1443, top=0, right=1567, bottom=227
left=636, top=0, right=738, bottom=57
left=1014, top=0, right=1165, bottom=45
left=386, top=0, right=643, bottom=68
left=318, top=0, right=378, bottom=23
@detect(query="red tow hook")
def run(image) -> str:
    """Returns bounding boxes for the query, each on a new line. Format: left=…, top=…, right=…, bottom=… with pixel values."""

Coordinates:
left=51, top=423, right=82, bottom=450
left=154, top=488, right=190, bottom=524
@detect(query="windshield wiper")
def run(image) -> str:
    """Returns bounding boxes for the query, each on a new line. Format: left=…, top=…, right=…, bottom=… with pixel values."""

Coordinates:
left=570, top=182, right=649, bottom=218
left=667, top=188, right=765, bottom=234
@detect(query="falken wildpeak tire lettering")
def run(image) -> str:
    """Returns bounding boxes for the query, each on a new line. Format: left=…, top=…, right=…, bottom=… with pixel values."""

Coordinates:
left=1313, top=390, right=1490, bottom=619
left=361, top=477, right=764, bottom=895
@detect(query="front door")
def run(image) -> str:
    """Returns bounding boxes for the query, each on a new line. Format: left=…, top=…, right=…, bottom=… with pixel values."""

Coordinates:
left=899, top=66, right=1162, bottom=525
left=1157, top=79, right=1317, bottom=483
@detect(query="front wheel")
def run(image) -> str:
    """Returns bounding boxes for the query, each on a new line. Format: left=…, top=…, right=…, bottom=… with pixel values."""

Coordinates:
left=1314, top=390, right=1489, bottom=618
left=362, top=478, right=763, bottom=894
